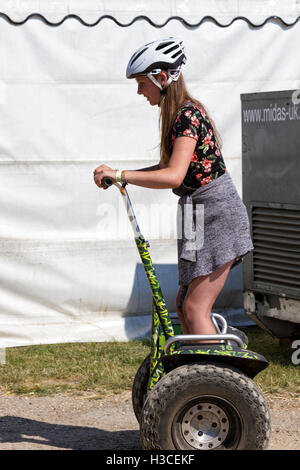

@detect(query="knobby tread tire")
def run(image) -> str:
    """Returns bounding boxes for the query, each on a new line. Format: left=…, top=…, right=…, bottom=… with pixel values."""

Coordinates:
left=132, top=354, right=150, bottom=423
left=140, top=362, right=271, bottom=450
left=132, top=326, right=247, bottom=423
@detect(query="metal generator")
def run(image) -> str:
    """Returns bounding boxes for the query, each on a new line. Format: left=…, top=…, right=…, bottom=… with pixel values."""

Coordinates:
left=241, top=89, right=300, bottom=344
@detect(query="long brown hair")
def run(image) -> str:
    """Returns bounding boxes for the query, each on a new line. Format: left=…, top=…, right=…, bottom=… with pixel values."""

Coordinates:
left=159, top=73, right=222, bottom=166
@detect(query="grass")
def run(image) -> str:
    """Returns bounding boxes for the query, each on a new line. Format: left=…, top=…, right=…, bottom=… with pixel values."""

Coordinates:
left=245, top=326, right=300, bottom=398
left=0, top=326, right=298, bottom=398
left=0, top=340, right=151, bottom=397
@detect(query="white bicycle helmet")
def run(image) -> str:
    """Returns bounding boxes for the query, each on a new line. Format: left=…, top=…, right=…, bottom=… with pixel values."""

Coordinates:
left=126, top=38, right=186, bottom=91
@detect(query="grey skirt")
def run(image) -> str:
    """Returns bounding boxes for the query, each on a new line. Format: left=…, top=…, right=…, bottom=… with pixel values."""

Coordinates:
left=175, top=172, right=254, bottom=308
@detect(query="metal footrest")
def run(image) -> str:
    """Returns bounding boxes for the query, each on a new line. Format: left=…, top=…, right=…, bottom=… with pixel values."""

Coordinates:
left=164, top=333, right=244, bottom=354
left=211, top=313, right=227, bottom=335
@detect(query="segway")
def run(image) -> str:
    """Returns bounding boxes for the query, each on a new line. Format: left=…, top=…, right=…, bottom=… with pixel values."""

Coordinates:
left=102, top=177, right=271, bottom=450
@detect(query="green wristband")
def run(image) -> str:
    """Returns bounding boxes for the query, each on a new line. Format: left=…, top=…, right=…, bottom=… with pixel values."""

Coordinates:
left=115, top=169, right=122, bottom=183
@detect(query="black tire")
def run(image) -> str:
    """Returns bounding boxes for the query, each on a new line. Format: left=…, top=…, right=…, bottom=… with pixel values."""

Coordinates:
left=140, top=362, right=270, bottom=450
left=132, top=354, right=150, bottom=423
left=132, top=327, right=247, bottom=423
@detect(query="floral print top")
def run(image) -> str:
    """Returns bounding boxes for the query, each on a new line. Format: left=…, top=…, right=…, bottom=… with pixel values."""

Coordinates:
left=170, top=102, right=227, bottom=190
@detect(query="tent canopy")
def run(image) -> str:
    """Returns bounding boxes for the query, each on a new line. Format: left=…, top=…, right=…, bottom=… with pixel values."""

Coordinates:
left=0, top=0, right=299, bottom=27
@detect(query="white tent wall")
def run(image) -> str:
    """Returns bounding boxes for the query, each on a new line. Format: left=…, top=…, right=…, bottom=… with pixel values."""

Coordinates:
left=0, top=1, right=299, bottom=347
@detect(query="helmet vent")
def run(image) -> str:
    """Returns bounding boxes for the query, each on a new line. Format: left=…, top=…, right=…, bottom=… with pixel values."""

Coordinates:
left=130, top=47, right=148, bottom=66
left=163, top=45, right=179, bottom=55
left=171, top=50, right=182, bottom=59
left=155, top=41, right=173, bottom=51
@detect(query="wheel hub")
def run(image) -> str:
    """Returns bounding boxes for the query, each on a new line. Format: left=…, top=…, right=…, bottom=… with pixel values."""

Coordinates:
left=181, top=402, right=230, bottom=449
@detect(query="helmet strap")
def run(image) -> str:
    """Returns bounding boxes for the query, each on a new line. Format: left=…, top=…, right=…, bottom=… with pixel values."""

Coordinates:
left=162, top=76, right=173, bottom=90
left=147, top=63, right=183, bottom=93
left=147, top=74, right=174, bottom=97
left=147, top=74, right=163, bottom=90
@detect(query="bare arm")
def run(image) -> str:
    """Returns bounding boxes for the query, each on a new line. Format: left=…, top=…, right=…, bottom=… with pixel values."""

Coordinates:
left=136, top=164, right=161, bottom=172
left=122, top=137, right=196, bottom=189
left=94, top=137, right=196, bottom=189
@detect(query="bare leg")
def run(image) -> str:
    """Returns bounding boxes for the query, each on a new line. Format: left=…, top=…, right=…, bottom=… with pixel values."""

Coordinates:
left=182, top=259, right=235, bottom=343
left=175, top=286, right=189, bottom=335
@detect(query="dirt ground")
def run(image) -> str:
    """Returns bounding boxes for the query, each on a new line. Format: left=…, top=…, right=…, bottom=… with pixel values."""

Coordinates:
left=0, top=391, right=298, bottom=450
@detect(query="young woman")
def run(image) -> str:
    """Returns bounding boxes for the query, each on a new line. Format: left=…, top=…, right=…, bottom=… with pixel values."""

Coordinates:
left=94, top=38, right=254, bottom=341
